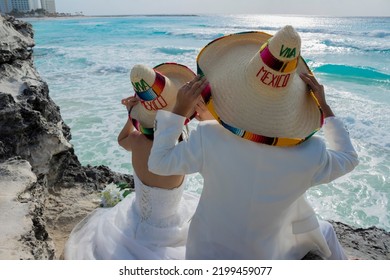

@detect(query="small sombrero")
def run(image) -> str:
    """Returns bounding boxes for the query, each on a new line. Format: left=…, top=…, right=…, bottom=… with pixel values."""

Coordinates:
left=129, top=63, right=196, bottom=136
left=197, top=25, right=324, bottom=146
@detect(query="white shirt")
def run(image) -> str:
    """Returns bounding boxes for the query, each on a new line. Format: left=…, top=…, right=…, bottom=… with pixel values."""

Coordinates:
left=149, top=111, right=359, bottom=259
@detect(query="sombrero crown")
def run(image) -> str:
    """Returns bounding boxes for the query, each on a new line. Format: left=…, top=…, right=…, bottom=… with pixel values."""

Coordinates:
left=197, top=25, right=323, bottom=146
left=129, top=63, right=195, bottom=134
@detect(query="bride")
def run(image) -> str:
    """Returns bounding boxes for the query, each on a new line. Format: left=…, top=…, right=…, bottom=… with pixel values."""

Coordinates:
left=63, top=63, right=212, bottom=260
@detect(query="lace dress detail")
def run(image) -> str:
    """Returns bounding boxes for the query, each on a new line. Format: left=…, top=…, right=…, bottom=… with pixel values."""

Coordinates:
left=134, top=173, right=185, bottom=227
left=138, top=183, right=152, bottom=221
left=63, top=172, right=199, bottom=260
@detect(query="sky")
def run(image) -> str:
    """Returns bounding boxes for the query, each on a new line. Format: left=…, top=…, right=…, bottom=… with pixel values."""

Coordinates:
left=55, top=0, right=390, bottom=17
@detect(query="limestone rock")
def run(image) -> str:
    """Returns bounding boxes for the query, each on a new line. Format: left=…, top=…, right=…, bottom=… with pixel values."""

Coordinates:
left=1, top=14, right=133, bottom=260
left=0, top=158, right=55, bottom=259
left=0, top=15, right=34, bottom=64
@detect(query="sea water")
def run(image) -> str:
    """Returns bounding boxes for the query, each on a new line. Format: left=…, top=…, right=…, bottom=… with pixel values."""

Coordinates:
left=26, top=15, right=390, bottom=231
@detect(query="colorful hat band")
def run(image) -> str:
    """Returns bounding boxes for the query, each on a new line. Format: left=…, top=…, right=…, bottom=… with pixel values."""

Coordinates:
left=131, top=118, right=154, bottom=136
left=198, top=70, right=324, bottom=147
left=260, top=42, right=299, bottom=73
left=129, top=112, right=189, bottom=142
left=132, top=70, right=166, bottom=101
left=127, top=106, right=154, bottom=140
left=220, top=119, right=320, bottom=146
left=128, top=101, right=191, bottom=141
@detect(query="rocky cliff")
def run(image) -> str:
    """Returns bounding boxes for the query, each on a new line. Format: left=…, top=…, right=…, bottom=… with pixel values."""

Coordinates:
left=0, top=14, right=388, bottom=260
left=0, top=15, right=133, bottom=259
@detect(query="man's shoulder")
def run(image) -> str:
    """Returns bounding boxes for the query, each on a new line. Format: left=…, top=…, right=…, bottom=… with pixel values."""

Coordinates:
left=198, top=119, right=219, bottom=127
left=296, top=135, right=326, bottom=155
left=198, top=120, right=223, bottom=133
left=196, top=120, right=242, bottom=144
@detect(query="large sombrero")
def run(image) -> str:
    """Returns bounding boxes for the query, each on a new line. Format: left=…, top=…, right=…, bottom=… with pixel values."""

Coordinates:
left=129, top=63, right=196, bottom=136
left=197, top=25, right=324, bottom=146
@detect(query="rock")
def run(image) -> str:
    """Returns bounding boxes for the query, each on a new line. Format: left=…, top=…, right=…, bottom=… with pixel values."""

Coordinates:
left=302, top=221, right=390, bottom=260
left=0, top=15, right=34, bottom=64
left=0, top=14, right=134, bottom=260
left=0, top=14, right=388, bottom=260
left=332, top=221, right=390, bottom=260
left=1, top=14, right=71, bottom=176
left=0, top=158, right=55, bottom=260
left=0, top=14, right=133, bottom=187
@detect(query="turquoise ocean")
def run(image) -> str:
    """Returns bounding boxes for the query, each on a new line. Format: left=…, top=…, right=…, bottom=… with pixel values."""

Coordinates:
left=26, top=15, right=389, bottom=231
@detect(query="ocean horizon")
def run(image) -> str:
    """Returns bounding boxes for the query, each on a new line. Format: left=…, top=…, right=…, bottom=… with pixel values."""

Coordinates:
left=25, top=14, right=390, bottom=231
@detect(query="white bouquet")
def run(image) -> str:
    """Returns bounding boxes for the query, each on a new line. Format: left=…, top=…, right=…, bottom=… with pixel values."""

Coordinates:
left=100, top=182, right=133, bottom=207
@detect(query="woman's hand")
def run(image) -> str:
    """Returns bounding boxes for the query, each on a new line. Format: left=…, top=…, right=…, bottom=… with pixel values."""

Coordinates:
left=121, top=95, right=140, bottom=112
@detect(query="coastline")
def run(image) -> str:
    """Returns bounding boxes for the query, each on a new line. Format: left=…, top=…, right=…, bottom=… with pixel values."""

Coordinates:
left=0, top=14, right=389, bottom=260
left=15, top=14, right=201, bottom=23
left=0, top=14, right=133, bottom=259
left=15, top=13, right=200, bottom=18
left=16, top=15, right=88, bottom=21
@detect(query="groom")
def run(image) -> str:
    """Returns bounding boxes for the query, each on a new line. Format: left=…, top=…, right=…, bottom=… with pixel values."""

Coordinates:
left=148, top=25, right=358, bottom=259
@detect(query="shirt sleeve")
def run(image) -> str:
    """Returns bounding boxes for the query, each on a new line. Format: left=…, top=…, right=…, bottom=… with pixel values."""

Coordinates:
left=312, top=117, right=359, bottom=186
left=148, top=110, right=203, bottom=175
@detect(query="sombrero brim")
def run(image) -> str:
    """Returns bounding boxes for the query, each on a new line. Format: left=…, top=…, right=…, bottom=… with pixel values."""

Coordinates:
left=197, top=31, right=322, bottom=140
left=130, top=63, right=196, bottom=128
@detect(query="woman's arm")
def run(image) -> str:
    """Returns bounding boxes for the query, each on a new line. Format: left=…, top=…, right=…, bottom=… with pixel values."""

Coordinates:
left=117, top=96, right=140, bottom=151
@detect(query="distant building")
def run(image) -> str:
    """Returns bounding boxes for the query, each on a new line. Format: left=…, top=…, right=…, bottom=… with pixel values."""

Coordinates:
left=0, top=0, right=12, bottom=13
left=0, top=0, right=42, bottom=13
left=10, top=0, right=30, bottom=12
left=40, top=0, right=55, bottom=13
left=29, top=0, right=41, bottom=10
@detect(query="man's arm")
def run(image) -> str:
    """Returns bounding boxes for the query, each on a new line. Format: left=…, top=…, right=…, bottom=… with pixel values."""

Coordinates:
left=148, top=76, right=209, bottom=175
left=148, top=110, right=204, bottom=175
left=300, top=73, right=359, bottom=185
left=312, top=117, right=359, bottom=185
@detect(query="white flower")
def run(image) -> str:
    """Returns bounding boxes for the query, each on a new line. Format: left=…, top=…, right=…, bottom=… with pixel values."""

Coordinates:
left=100, top=182, right=133, bottom=207
left=100, top=183, right=124, bottom=207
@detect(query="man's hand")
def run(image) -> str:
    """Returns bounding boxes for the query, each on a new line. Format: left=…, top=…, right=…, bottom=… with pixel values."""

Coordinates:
left=172, top=75, right=209, bottom=117
left=194, top=98, right=214, bottom=121
left=300, top=72, right=335, bottom=118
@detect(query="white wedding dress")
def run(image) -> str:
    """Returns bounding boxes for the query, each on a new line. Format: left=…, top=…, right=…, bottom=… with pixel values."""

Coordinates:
left=63, top=173, right=199, bottom=260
